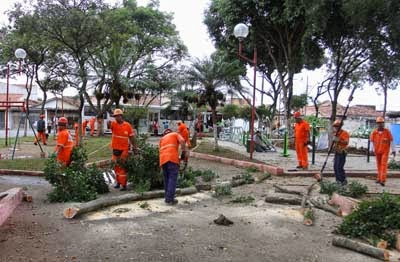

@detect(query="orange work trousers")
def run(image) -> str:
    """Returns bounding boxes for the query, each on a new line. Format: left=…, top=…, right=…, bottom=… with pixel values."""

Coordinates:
left=295, top=141, right=308, bottom=168
left=112, top=150, right=129, bottom=186
left=375, top=152, right=389, bottom=183
left=35, top=131, right=47, bottom=145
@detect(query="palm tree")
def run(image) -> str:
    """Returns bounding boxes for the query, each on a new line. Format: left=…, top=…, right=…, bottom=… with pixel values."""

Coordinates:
left=187, top=53, right=243, bottom=150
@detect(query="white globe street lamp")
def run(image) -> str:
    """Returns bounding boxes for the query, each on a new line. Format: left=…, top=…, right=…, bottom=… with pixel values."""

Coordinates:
left=15, top=48, right=27, bottom=59
left=233, top=23, right=249, bottom=40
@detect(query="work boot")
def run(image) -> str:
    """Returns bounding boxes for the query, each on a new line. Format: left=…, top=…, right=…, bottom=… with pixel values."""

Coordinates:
left=113, top=183, right=120, bottom=189
left=44, top=143, right=47, bottom=145
left=380, top=182, right=385, bottom=187
left=120, top=186, right=127, bottom=191
left=165, top=199, right=178, bottom=205
left=34, top=142, right=37, bottom=145
left=296, top=166, right=302, bottom=169
left=375, top=180, right=380, bottom=184
left=341, top=180, right=348, bottom=186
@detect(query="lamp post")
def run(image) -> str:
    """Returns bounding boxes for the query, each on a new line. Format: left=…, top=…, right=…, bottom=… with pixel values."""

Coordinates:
left=234, top=23, right=257, bottom=159
left=5, top=48, right=27, bottom=146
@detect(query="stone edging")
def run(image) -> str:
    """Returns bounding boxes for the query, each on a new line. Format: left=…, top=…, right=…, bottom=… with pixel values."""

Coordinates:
left=0, top=188, right=24, bottom=226
left=190, top=151, right=284, bottom=175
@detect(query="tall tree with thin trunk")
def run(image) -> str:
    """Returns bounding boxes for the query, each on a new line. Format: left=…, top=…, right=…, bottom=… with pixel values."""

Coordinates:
left=186, top=53, right=243, bottom=150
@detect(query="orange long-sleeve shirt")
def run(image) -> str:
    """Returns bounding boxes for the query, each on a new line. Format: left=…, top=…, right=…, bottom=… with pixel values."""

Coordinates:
left=333, top=129, right=350, bottom=153
left=294, top=120, right=310, bottom=143
left=370, top=128, right=394, bottom=154
left=111, top=121, right=134, bottom=150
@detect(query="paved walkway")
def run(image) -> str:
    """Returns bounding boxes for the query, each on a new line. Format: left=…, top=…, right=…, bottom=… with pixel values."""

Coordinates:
left=214, top=138, right=379, bottom=171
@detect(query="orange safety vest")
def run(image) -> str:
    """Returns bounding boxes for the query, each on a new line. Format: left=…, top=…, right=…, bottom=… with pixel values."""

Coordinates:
left=55, top=129, right=74, bottom=165
left=370, top=128, right=393, bottom=155
left=334, top=129, right=350, bottom=153
left=111, top=121, right=134, bottom=150
left=294, top=120, right=310, bottom=143
left=159, top=132, right=182, bottom=166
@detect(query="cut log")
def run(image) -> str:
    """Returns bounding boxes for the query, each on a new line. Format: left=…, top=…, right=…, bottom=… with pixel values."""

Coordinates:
left=301, top=182, right=316, bottom=209
left=0, top=188, right=24, bottom=226
left=303, top=207, right=314, bottom=226
left=377, top=240, right=388, bottom=250
left=332, top=236, right=389, bottom=261
left=0, top=192, right=8, bottom=200
left=64, top=187, right=198, bottom=219
left=273, top=184, right=303, bottom=196
left=328, top=193, right=360, bottom=217
left=22, top=193, right=33, bottom=202
left=396, top=232, right=400, bottom=251
left=265, top=194, right=303, bottom=205
left=254, top=173, right=271, bottom=183
left=308, top=198, right=340, bottom=216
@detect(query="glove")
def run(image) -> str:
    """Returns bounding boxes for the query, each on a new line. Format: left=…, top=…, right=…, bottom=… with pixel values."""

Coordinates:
left=332, top=136, right=339, bottom=142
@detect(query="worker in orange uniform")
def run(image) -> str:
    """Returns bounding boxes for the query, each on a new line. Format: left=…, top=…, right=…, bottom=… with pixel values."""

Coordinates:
left=293, top=111, right=310, bottom=169
left=177, top=121, right=191, bottom=148
left=54, top=117, right=74, bottom=166
left=332, top=120, right=350, bottom=186
left=159, top=128, right=188, bottom=205
left=34, top=114, right=47, bottom=145
left=370, top=116, right=396, bottom=186
left=89, top=117, right=96, bottom=136
left=82, top=119, right=89, bottom=137
left=109, top=109, right=136, bottom=191
left=74, top=122, right=79, bottom=146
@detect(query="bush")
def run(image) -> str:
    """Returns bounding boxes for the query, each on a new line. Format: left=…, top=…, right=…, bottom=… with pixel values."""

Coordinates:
left=338, top=193, right=400, bottom=248
left=122, top=138, right=162, bottom=192
left=319, top=181, right=367, bottom=198
left=388, top=160, right=400, bottom=170
left=44, top=147, right=109, bottom=203
left=214, top=183, right=232, bottom=197
left=201, top=169, right=216, bottom=182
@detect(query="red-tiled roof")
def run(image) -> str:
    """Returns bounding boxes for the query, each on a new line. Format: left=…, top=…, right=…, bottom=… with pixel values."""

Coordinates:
left=0, top=94, right=25, bottom=109
left=303, top=100, right=381, bottom=118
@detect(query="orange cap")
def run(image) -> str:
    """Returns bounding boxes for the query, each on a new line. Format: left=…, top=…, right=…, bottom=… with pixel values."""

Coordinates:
left=58, top=117, right=68, bottom=125
left=376, top=116, right=385, bottom=123
left=333, top=120, right=342, bottom=127
left=293, top=111, right=301, bottom=118
left=39, top=114, right=45, bottom=119
left=113, top=108, right=123, bottom=116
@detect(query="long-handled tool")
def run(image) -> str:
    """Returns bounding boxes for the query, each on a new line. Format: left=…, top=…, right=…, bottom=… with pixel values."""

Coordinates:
left=315, top=86, right=358, bottom=181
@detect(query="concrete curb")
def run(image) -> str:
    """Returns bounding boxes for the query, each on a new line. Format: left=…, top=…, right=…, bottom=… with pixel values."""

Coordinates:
left=190, top=151, right=284, bottom=175
left=283, top=170, right=400, bottom=178
left=0, top=188, right=24, bottom=226
left=0, top=159, right=113, bottom=177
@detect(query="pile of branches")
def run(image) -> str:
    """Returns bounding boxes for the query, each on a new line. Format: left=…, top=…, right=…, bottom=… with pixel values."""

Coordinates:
left=44, top=147, right=109, bottom=202
left=337, top=193, right=400, bottom=248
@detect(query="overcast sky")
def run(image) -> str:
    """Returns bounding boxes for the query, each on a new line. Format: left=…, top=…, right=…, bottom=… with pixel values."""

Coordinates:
left=1, top=0, right=399, bottom=111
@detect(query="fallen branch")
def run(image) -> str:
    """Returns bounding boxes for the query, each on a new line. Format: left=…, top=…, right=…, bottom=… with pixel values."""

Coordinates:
left=254, top=173, right=271, bottom=183
left=273, top=184, right=303, bottom=196
left=308, top=198, right=340, bottom=216
left=265, top=194, right=303, bottom=205
left=64, top=187, right=198, bottom=219
left=303, top=207, right=314, bottom=226
left=0, top=192, right=8, bottom=200
left=332, top=236, right=389, bottom=261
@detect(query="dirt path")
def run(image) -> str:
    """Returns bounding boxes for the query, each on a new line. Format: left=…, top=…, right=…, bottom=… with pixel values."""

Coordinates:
left=0, top=159, right=379, bottom=262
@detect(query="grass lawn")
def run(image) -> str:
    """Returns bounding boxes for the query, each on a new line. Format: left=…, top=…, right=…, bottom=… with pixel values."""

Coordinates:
left=0, top=136, right=37, bottom=149
left=0, top=136, right=112, bottom=171
left=193, top=141, right=264, bottom=164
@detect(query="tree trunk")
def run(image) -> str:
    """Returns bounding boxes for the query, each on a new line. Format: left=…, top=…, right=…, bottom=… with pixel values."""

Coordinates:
left=24, top=73, right=34, bottom=137
left=383, top=82, right=387, bottom=118
left=332, top=236, right=389, bottom=261
left=97, top=117, right=104, bottom=136
left=212, top=108, right=218, bottom=150
left=64, top=187, right=198, bottom=219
